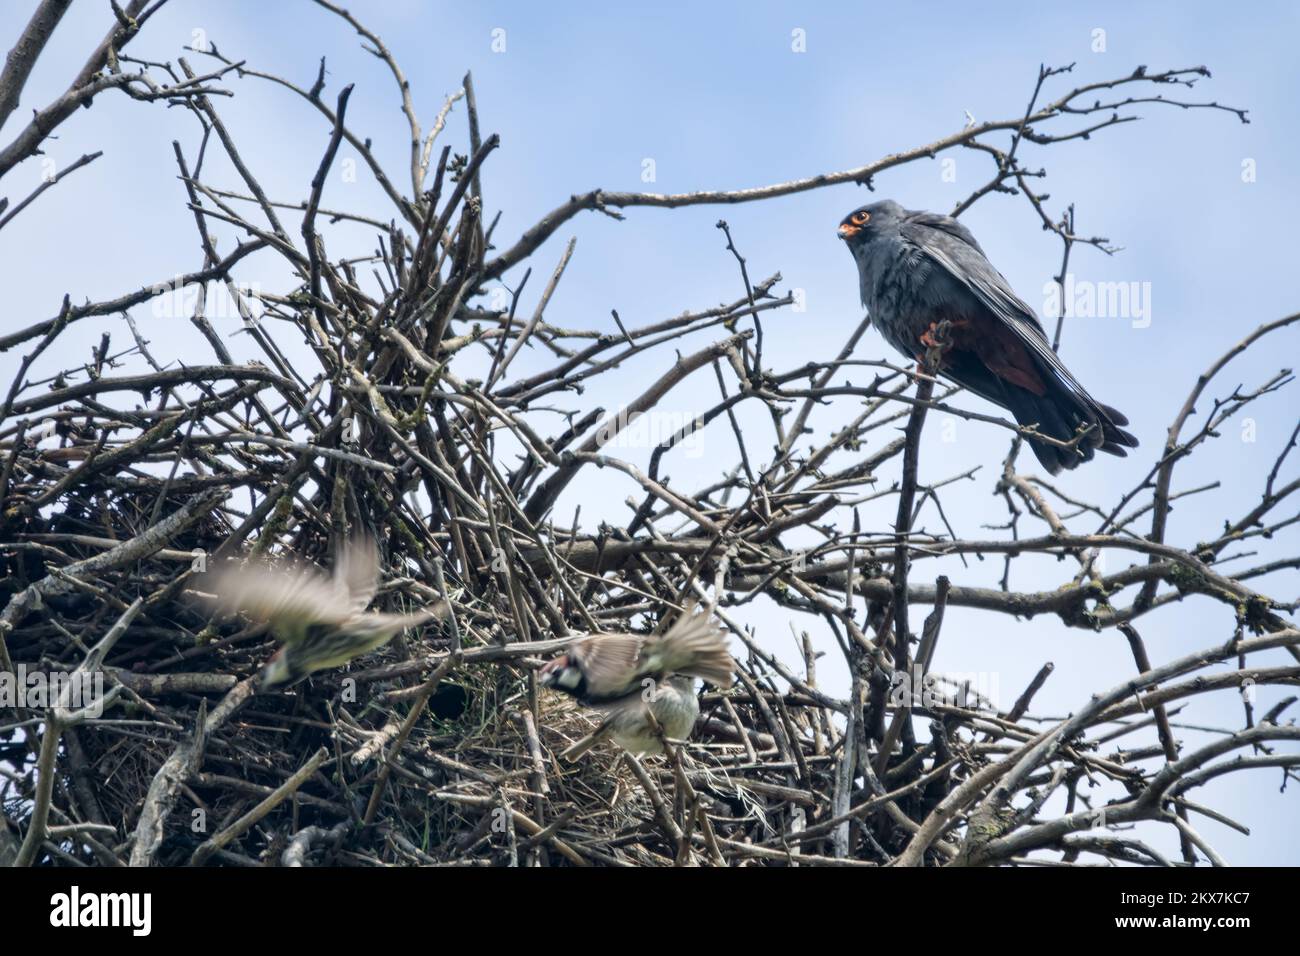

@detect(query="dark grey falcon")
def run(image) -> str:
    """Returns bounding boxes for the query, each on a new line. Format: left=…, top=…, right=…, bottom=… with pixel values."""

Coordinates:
left=838, top=200, right=1138, bottom=473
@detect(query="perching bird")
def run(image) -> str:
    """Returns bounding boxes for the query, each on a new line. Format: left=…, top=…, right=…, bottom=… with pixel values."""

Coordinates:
left=838, top=200, right=1138, bottom=473
left=540, top=606, right=734, bottom=759
left=206, top=536, right=442, bottom=688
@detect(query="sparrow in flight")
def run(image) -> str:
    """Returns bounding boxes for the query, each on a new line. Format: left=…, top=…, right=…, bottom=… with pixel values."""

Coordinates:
left=540, top=606, right=734, bottom=759
left=839, top=200, right=1138, bottom=473
left=206, top=536, right=442, bottom=687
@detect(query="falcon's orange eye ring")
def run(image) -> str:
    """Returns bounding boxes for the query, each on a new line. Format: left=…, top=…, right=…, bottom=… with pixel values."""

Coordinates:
left=851, top=210, right=870, bottom=226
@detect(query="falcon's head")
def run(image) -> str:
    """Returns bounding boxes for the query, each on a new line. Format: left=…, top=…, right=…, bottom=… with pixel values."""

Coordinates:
left=837, top=199, right=907, bottom=244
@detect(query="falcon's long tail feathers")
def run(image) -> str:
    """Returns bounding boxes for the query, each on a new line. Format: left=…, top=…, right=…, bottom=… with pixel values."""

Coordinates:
left=1010, top=382, right=1138, bottom=474
left=943, top=349, right=1138, bottom=475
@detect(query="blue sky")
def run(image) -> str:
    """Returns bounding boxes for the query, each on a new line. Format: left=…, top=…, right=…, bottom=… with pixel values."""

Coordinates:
left=3, top=1, right=1297, bottom=864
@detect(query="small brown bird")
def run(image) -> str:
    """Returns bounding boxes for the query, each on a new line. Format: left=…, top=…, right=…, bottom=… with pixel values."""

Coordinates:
left=540, top=606, right=734, bottom=759
left=206, top=536, right=441, bottom=688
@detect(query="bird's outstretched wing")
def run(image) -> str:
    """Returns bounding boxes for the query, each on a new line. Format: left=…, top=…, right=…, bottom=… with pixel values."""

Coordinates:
left=333, top=536, right=380, bottom=616
left=209, top=557, right=352, bottom=642
left=642, top=604, right=734, bottom=686
left=568, top=633, right=646, bottom=695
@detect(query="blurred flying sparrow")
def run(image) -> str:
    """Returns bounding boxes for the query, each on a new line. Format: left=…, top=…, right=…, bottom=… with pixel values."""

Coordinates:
left=540, top=605, right=734, bottom=759
left=206, top=536, right=443, bottom=688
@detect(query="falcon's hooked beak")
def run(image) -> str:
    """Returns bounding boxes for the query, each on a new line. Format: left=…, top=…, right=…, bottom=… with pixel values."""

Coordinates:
left=838, top=208, right=871, bottom=240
